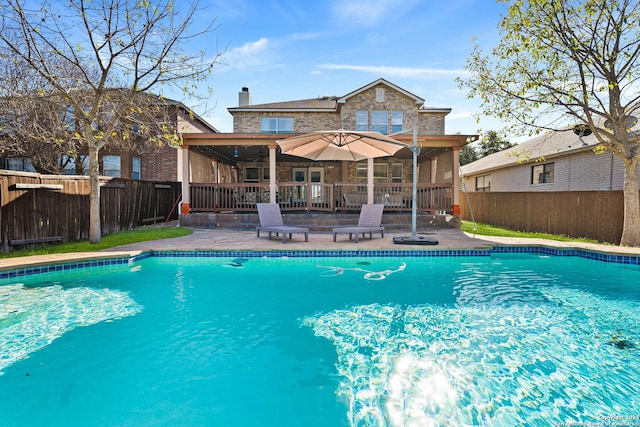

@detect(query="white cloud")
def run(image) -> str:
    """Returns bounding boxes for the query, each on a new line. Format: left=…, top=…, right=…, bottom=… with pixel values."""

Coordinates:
left=286, top=32, right=328, bottom=41
left=317, top=64, right=470, bottom=79
left=446, top=111, right=477, bottom=120
left=219, top=37, right=270, bottom=71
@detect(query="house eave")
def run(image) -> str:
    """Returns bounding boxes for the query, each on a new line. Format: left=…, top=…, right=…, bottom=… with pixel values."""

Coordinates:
left=419, top=108, right=452, bottom=114
left=228, top=107, right=338, bottom=114
left=183, top=132, right=478, bottom=148
left=461, top=144, right=596, bottom=176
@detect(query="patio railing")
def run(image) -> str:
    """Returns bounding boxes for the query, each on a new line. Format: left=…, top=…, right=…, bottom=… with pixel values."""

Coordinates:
left=189, top=182, right=452, bottom=213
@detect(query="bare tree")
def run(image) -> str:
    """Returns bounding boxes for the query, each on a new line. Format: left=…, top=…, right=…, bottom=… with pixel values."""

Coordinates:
left=0, top=0, right=221, bottom=242
left=458, top=0, right=640, bottom=246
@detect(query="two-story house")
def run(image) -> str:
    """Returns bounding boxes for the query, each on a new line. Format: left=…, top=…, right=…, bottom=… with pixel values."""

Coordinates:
left=180, top=78, right=477, bottom=216
left=1, top=98, right=218, bottom=181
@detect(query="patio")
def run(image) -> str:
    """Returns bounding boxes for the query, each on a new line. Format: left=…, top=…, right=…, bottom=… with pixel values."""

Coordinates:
left=4, top=227, right=640, bottom=273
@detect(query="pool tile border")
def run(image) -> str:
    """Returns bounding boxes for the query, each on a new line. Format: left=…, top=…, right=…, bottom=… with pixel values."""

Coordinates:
left=2, top=246, right=640, bottom=280
left=0, top=256, right=133, bottom=280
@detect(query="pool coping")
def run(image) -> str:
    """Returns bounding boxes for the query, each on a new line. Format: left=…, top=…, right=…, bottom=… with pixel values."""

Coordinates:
left=2, top=244, right=640, bottom=281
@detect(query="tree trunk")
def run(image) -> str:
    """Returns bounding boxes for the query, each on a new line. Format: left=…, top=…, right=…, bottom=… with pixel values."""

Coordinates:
left=620, top=161, right=640, bottom=246
left=88, top=146, right=102, bottom=243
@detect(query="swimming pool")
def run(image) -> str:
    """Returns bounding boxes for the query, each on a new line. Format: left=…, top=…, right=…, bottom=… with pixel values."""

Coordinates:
left=1, top=249, right=639, bottom=426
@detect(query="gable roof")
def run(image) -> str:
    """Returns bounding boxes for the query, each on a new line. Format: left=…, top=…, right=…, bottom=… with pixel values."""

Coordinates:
left=165, top=98, right=219, bottom=133
left=337, top=78, right=425, bottom=105
left=227, top=78, right=440, bottom=113
left=228, top=96, right=339, bottom=112
left=460, top=128, right=599, bottom=176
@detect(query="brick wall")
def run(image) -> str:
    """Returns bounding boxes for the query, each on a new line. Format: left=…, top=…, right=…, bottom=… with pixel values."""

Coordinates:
left=234, top=158, right=415, bottom=185
left=141, top=144, right=178, bottom=181
left=462, top=150, right=638, bottom=192
left=339, top=84, right=419, bottom=131
left=417, top=112, right=447, bottom=134
left=339, top=83, right=445, bottom=135
left=232, top=83, right=446, bottom=135
left=233, top=111, right=341, bottom=133
left=176, top=108, right=216, bottom=133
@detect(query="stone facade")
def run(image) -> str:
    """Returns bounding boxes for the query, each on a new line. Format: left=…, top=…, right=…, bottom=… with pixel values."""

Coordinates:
left=233, top=111, right=341, bottom=133
left=232, top=81, right=446, bottom=135
left=338, top=83, right=421, bottom=131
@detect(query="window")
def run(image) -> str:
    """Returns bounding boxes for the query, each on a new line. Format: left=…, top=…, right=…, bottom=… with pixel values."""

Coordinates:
left=391, top=111, right=403, bottom=134
left=356, top=110, right=368, bottom=131
left=391, top=163, right=403, bottom=183
left=102, top=155, right=121, bottom=177
left=243, top=167, right=260, bottom=182
left=260, top=117, right=293, bottom=133
left=132, top=157, right=141, bottom=180
left=242, top=166, right=270, bottom=182
left=375, top=88, right=385, bottom=102
left=374, top=163, right=388, bottom=182
left=371, top=110, right=388, bottom=134
left=475, top=175, right=491, bottom=191
left=356, top=163, right=367, bottom=181
left=356, top=110, right=401, bottom=134
left=5, top=157, right=36, bottom=172
left=356, top=162, right=389, bottom=182
left=60, top=155, right=89, bottom=175
left=531, top=163, right=554, bottom=185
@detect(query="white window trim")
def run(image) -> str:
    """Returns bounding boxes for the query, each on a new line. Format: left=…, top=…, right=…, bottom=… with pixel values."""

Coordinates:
left=531, top=162, right=554, bottom=185
left=260, top=117, right=294, bottom=133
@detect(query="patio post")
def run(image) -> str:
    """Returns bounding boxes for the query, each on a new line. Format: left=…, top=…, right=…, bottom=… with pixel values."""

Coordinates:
left=430, top=156, right=437, bottom=209
left=367, top=157, right=374, bottom=204
left=452, top=146, right=460, bottom=215
left=180, top=145, right=191, bottom=214
left=269, top=144, right=277, bottom=203
left=430, top=157, right=437, bottom=183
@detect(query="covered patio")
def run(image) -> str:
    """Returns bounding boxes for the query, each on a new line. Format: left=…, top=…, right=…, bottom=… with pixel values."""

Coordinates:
left=178, top=132, right=477, bottom=215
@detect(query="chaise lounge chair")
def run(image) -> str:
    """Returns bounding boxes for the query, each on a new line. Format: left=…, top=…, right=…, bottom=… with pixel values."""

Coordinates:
left=256, top=203, right=309, bottom=243
left=332, top=203, right=385, bottom=243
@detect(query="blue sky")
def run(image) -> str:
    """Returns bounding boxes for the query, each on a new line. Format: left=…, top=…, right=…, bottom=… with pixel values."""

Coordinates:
left=181, top=0, right=508, bottom=137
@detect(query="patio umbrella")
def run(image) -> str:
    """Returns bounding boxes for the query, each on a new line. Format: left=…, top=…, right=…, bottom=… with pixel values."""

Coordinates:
left=276, top=129, right=407, bottom=161
left=277, top=129, right=408, bottom=203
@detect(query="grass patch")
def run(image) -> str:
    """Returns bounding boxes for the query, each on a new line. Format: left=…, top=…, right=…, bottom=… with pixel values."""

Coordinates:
left=461, top=221, right=601, bottom=244
left=1, top=226, right=193, bottom=259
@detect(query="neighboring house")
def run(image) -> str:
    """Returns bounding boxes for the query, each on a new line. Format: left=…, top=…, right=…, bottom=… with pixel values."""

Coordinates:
left=460, top=128, right=640, bottom=192
left=1, top=99, right=218, bottom=182
left=181, top=78, right=477, bottom=215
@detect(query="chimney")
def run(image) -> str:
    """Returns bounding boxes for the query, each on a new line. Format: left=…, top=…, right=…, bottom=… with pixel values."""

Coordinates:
left=239, top=87, right=252, bottom=107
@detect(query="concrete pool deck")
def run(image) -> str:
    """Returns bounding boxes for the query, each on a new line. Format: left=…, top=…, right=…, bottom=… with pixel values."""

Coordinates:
left=3, top=227, right=640, bottom=272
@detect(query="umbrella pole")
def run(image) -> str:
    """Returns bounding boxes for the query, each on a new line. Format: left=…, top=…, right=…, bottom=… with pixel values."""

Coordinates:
left=393, top=130, right=438, bottom=246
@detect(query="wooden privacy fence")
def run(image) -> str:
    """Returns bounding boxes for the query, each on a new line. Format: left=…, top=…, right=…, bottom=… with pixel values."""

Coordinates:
left=1, top=171, right=181, bottom=250
left=459, top=191, right=625, bottom=244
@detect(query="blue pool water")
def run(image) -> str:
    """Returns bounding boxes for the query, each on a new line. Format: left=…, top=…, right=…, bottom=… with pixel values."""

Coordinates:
left=0, top=253, right=639, bottom=426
